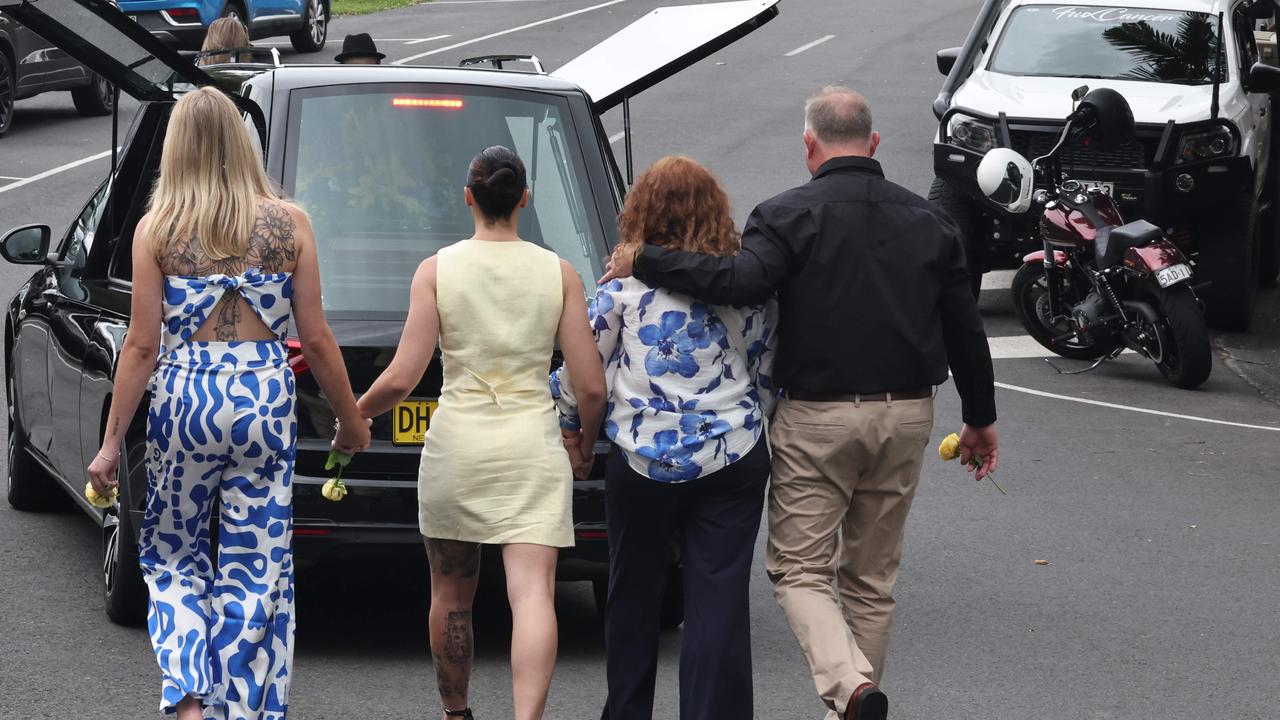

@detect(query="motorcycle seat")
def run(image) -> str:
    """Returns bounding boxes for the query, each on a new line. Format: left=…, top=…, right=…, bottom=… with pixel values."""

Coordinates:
left=1097, top=220, right=1162, bottom=268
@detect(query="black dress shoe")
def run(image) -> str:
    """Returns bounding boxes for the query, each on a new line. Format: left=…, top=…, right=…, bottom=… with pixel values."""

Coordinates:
left=846, top=682, right=888, bottom=720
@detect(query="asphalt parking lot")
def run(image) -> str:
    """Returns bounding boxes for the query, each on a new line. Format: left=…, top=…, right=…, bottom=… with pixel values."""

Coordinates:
left=2, top=1, right=1279, bottom=718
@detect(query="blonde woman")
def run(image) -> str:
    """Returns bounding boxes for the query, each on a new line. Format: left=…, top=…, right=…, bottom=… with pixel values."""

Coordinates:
left=85, top=87, right=370, bottom=720
left=199, top=16, right=250, bottom=65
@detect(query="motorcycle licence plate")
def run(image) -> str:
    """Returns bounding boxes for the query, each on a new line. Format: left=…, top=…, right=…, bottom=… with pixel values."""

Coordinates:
left=1156, top=263, right=1193, bottom=288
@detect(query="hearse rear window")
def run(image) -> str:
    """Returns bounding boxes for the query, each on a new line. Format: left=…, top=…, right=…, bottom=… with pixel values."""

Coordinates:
left=283, top=84, right=602, bottom=319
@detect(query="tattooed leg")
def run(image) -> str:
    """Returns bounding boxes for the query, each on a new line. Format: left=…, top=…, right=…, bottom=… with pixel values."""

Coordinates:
left=425, top=538, right=481, bottom=715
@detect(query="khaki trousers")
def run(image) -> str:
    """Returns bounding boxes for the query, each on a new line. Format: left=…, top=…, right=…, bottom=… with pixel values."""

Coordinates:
left=765, top=395, right=934, bottom=717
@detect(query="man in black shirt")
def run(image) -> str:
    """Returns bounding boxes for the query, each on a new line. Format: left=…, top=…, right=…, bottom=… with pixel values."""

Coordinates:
left=601, top=87, right=998, bottom=720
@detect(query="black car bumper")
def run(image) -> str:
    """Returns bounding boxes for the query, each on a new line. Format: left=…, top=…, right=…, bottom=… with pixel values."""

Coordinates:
left=288, top=473, right=610, bottom=581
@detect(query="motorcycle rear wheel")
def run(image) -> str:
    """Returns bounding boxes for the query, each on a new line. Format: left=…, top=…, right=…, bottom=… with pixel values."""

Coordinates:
left=1147, top=284, right=1212, bottom=389
left=1012, top=263, right=1119, bottom=361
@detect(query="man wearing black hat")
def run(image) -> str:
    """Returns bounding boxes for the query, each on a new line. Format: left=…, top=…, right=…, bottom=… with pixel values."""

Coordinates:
left=335, top=33, right=385, bottom=64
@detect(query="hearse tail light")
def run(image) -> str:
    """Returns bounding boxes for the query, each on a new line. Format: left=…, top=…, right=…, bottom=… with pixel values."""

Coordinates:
left=286, top=339, right=310, bottom=376
left=390, top=97, right=465, bottom=110
left=1176, top=125, right=1235, bottom=164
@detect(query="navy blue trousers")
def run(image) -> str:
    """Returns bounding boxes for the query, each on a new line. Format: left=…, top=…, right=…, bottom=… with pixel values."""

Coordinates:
left=600, top=438, right=769, bottom=720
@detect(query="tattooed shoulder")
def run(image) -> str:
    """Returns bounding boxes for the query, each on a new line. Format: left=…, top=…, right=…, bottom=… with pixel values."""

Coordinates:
left=249, top=201, right=299, bottom=274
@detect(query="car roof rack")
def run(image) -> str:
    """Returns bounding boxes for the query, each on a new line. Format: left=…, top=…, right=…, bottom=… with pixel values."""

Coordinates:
left=458, top=54, right=545, bottom=74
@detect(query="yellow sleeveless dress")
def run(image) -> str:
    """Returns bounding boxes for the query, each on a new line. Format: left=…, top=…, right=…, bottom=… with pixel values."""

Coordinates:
left=418, top=239, right=574, bottom=547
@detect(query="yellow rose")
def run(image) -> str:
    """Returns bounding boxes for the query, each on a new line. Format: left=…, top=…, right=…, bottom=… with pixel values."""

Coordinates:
left=84, top=482, right=117, bottom=509
left=321, top=478, right=348, bottom=502
left=938, top=433, right=961, bottom=462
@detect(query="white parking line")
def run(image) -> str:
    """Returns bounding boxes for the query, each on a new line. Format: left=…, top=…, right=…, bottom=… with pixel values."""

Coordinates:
left=987, top=335, right=1053, bottom=359
left=608, top=131, right=625, bottom=144
left=257, top=38, right=421, bottom=46
left=0, top=175, right=23, bottom=181
left=392, top=0, right=625, bottom=65
left=995, top=380, right=1280, bottom=433
left=0, top=149, right=112, bottom=196
left=404, top=34, right=453, bottom=45
left=784, top=34, right=835, bottom=57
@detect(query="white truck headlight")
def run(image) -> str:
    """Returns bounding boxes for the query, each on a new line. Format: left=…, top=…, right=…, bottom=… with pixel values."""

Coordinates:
left=949, top=118, right=997, bottom=154
left=1176, top=126, right=1235, bottom=164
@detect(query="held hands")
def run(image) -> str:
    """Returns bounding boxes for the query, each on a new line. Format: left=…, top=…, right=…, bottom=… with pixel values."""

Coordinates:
left=332, top=415, right=373, bottom=455
left=561, top=428, right=594, bottom=480
left=957, top=422, right=999, bottom=481
left=598, top=242, right=641, bottom=284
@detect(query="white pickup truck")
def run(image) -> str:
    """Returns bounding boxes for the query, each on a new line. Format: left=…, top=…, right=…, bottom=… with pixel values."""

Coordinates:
left=931, top=0, right=1280, bottom=331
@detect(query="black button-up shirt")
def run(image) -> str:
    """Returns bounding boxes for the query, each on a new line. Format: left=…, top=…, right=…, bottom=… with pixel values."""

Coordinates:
left=634, top=156, right=997, bottom=427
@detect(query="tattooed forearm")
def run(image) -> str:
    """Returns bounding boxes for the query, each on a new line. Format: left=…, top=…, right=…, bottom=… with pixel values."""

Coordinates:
left=425, top=539, right=481, bottom=578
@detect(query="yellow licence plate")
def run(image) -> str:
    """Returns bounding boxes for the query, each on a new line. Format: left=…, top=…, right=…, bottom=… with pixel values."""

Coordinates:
left=392, top=400, right=437, bottom=445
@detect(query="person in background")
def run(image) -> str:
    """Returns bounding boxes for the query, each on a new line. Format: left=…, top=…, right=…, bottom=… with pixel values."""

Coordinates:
left=601, top=87, right=999, bottom=720
left=353, top=146, right=606, bottom=720
left=335, top=33, right=385, bottom=64
left=553, top=156, right=777, bottom=720
left=198, top=16, right=250, bottom=66
left=86, top=86, right=370, bottom=720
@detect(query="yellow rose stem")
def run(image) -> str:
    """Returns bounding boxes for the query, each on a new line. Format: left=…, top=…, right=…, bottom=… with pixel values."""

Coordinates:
left=969, top=457, right=1006, bottom=495
left=325, top=449, right=353, bottom=498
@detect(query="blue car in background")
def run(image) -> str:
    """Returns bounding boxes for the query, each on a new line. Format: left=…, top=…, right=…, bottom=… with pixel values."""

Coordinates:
left=120, top=0, right=327, bottom=52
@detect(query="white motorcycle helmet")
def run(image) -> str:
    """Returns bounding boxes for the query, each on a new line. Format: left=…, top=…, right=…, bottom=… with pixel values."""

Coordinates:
left=976, top=148, right=1034, bottom=214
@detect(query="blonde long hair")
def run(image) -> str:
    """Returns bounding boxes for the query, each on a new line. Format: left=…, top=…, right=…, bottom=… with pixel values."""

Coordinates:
left=199, top=17, right=249, bottom=65
left=146, top=86, right=279, bottom=260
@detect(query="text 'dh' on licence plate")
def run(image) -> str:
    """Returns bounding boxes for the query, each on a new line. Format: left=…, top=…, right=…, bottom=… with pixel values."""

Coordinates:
left=1156, top=263, right=1193, bottom=288
left=393, top=400, right=437, bottom=445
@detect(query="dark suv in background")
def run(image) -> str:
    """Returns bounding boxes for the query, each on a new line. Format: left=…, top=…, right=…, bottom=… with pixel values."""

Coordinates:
left=0, top=11, right=113, bottom=136
left=1, top=0, right=779, bottom=628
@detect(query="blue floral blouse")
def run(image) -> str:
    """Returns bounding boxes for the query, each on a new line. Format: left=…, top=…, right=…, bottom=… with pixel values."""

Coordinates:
left=551, top=277, right=777, bottom=483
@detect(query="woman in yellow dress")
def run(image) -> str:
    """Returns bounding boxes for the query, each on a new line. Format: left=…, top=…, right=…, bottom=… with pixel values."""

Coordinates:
left=355, top=146, right=606, bottom=720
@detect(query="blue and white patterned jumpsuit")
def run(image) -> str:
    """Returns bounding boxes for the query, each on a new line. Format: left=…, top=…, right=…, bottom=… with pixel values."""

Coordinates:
left=138, top=270, right=297, bottom=719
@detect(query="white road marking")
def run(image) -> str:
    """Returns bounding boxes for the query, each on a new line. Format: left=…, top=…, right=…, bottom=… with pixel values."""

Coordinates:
left=981, top=269, right=1016, bottom=291
left=257, top=38, right=421, bottom=45
left=988, top=334, right=1137, bottom=359
left=987, top=335, right=1055, bottom=359
left=431, top=0, right=571, bottom=4
left=0, top=149, right=112, bottom=196
left=994, top=380, right=1280, bottom=433
left=784, top=34, right=835, bottom=57
left=0, top=175, right=24, bottom=180
left=608, top=131, right=626, bottom=144
left=404, top=34, right=453, bottom=45
left=393, top=0, right=625, bottom=65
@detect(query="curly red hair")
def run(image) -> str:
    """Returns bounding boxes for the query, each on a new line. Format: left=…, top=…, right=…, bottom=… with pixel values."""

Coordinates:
left=618, top=156, right=739, bottom=256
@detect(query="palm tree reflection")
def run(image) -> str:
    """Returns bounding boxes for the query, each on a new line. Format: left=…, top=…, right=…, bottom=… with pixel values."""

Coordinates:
left=1102, top=15, right=1222, bottom=84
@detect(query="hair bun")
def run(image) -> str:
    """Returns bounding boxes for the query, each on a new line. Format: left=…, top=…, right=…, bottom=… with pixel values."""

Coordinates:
left=486, top=167, right=516, bottom=188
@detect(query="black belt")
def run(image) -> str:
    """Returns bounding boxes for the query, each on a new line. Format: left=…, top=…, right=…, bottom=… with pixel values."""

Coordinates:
left=785, top=387, right=933, bottom=403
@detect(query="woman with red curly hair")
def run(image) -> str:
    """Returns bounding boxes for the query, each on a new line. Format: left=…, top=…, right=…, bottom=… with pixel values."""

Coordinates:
left=552, top=156, right=777, bottom=720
